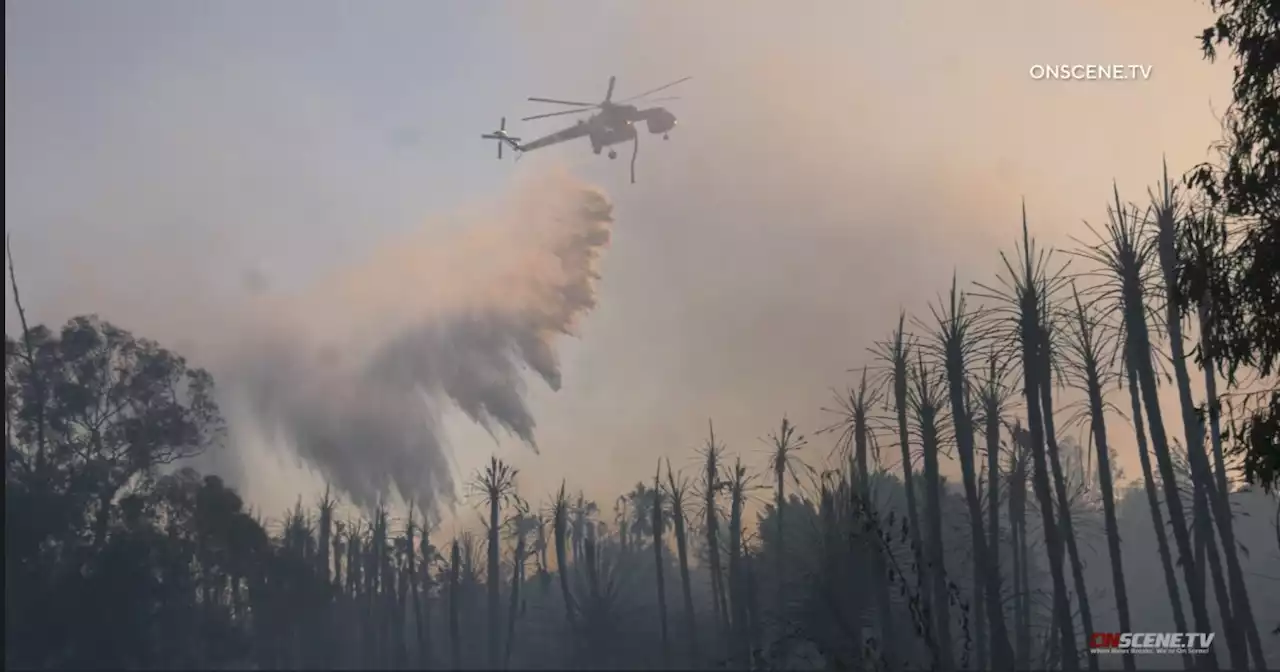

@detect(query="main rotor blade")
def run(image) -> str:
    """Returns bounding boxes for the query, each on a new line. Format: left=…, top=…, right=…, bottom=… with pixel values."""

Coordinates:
left=645, top=96, right=681, bottom=102
left=522, top=107, right=594, bottom=122
left=619, top=76, right=691, bottom=103
left=528, top=97, right=596, bottom=106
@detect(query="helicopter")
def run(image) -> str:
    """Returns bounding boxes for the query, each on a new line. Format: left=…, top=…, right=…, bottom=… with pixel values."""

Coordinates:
left=480, top=75, right=690, bottom=182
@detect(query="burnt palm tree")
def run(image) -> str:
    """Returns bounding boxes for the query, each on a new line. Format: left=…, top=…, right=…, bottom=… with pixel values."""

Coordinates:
left=651, top=461, right=670, bottom=666
left=665, top=459, right=699, bottom=664
left=1037, top=304, right=1098, bottom=672
left=1060, top=284, right=1136, bottom=672
left=505, top=497, right=533, bottom=668
left=872, top=314, right=931, bottom=625
left=1005, top=421, right=1034, bottom=670
left=551, top=482, right=578, bottom=633
left=1151, top=167, right=1267, bottom=669
left=763, top=415, right=808, bottom=621
left=698, top=420, right=731, bottom=645
left=926, top=278, right=1014, bottom=671
left=973, top=347, right=1017, bottom=659
left=821, top=370, right=904, bottom=667
left=470, top=456, right=519, bottom=668
left=1072, top=186, right=1216, bottom=669
left=907, top=353, right=956, bottom=672
left=975, top=208, right=1078, bottom=671
left=723, top=456, right=761, bottom=666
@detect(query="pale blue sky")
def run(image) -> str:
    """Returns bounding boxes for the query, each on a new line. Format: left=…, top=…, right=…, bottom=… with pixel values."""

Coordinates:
left=6, top=0, right=1237, bottom=515
left=6, top=1, right=621, bottom=287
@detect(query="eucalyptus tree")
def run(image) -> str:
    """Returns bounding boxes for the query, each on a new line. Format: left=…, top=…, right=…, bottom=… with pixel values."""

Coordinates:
left=1178, top=204, right=1234, bottom=497
left=1188, top=0, right=1279, bottom=494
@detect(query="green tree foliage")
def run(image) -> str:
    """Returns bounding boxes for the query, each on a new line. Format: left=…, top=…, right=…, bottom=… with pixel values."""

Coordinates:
left=6, top=315, right=230, bottom=668
left=1187, top=0, right=1279, bottom=492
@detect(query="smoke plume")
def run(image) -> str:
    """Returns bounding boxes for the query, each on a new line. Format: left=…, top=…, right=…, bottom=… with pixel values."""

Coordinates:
left=221, top=170, right=613, bottom=512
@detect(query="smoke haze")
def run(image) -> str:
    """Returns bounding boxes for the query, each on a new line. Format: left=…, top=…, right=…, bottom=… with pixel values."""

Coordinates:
left=209, top=171, right=612, bottom=512
left=4, top=0, right=1235, bottom=515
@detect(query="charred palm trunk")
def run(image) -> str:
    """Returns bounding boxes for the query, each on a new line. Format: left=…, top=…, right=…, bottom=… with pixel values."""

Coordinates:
left=1126, top=362, right=1193, bottom=669
left=668, top=463, right=699, bottom=664
left=1008, top=443, right=1031, bottom=671
left=318, top=490, right=333, bottom=587
left=1074, top=316, right=1135, bottom=671
left=703, top=422, right=730, bottom=644
left=937, top=290, right=1014, bottom=671
left=488, top=496, right=501, bottom=668
left=774, top=462, right=786, bottom=623
left=394, top=540, right=410, bottom=670
left=975, top=475, right=988, bottom=672
left=888, top=315, right=931, bottom=625
left=1036, top=328, right=1096, bottom=672
left=745, top=549, right=762, bottom=659
left=1200, top=505, right=1243, bottom=668
left=982, top=387, right=1005, bottom=669
left=1026, top=364, right=1077, bottom=671
left=653, top=465, right=670, bottom=667
left=1123, top=282, right=1218, bottom=670
left=850, top=387, right=899, bottom=671
left=727, top=464, right=748, bottom=667
left=360, top=530, right=378, bottom=666
left=863, top=495, right=900, bottom=672
left=1195, top=297, right=1231, bottom=496
left=504, top=532, right=525, bottom=669
left=553, top=484, right=578, bottom=643
left=917, top=388, right=955, bottom=672
left=1152, top=181, right=1266, bottom=670
left=1009, top=229, right=1077, bottom=671
left=407, top=514, right=428, bottom=668
left=449, top=540, right=462, bottom=670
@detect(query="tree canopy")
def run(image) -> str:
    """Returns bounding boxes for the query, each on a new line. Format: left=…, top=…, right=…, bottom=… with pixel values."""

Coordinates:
left=1186, top=0, right=1279, bottom=492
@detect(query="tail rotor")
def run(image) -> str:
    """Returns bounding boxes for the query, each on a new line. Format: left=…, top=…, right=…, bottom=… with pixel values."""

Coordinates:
left=480, top=117, right=521, bottom=159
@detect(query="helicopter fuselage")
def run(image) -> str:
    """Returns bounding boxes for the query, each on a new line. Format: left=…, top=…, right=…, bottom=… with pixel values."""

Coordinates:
left=587, top=105, right=677, bottom=154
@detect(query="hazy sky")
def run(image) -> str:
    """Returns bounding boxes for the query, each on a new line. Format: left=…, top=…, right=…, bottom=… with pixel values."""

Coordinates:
left=6, top=1, right=1235, bottom=521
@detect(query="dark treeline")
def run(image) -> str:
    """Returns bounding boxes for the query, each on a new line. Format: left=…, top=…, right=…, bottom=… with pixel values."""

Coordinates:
left=4, top=275, right=1279, bottom=671
left=6, top=2, right=1278, bottom=670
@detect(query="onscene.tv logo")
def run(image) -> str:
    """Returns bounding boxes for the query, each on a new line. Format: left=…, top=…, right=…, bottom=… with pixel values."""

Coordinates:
left=1090, top=632, right=1215, bottom=655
